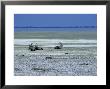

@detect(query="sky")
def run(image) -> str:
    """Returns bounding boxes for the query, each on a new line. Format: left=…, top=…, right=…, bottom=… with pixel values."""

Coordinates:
left=14, top=14, right=97, bottom=31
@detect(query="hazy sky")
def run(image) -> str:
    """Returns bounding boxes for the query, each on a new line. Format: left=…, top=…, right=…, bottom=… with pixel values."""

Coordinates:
left=14, top=14, right=97, bottom=27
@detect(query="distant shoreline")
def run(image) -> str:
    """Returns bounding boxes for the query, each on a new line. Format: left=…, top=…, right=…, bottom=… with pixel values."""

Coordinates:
left=14, top=26, right=97, bottom=28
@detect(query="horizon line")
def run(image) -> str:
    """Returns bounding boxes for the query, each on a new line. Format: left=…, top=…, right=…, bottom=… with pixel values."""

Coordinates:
left=14, top=26, right=97, bottom=28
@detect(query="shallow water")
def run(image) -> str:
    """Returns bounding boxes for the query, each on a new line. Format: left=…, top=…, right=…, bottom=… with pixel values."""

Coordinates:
left=14, top=30, right=97, bottom=39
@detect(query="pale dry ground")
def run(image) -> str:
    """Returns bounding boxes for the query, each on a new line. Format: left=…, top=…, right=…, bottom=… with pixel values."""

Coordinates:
left=14, top=46, right=97, bottom=76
